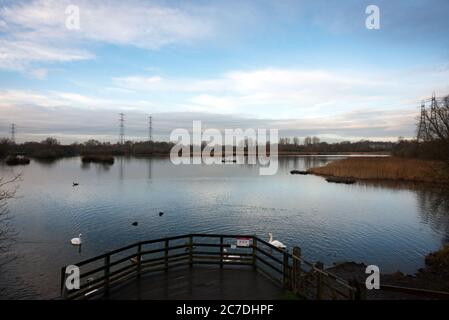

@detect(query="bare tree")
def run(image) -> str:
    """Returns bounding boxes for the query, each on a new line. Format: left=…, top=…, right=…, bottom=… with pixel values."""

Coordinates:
left=420, top=95, right=449, bottom=162
left=293, top=137, right=300, bottom=146
left=0, top=174, right=21, bottom=264
left=424, top=96, right=449, bottom=142
left=304, top=136, right=312, bottom=146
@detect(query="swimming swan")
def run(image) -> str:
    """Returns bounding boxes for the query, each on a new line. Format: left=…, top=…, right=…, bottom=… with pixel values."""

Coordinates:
left=268, top=233, right=286, bottom=250
left=71, top=234, right=82, bottom=245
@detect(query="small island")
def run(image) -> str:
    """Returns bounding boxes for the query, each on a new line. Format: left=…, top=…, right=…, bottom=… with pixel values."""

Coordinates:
left=81, top=155, right=115, bottom=165
left=5, top=156, right=31, bottom=166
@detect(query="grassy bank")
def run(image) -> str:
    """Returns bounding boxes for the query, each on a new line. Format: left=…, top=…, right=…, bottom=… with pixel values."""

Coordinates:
left=308, top=157, right=449, bottom=184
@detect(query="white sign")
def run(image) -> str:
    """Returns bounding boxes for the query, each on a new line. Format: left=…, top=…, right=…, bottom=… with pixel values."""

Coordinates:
left=236, top=238, right=250, bottom=247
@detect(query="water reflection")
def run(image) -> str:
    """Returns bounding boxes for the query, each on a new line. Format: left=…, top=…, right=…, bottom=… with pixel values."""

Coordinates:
left=0, top=204, right=16, bottom=268
left=119, top=157, right=124, bottom=181
left=32, top=158, right=60, bottom=168
left=0, top=179, right=38, bottom=299
left=417, top=188, right=449, bottom=243
left=81, top=162, right=90, bottom=170
left=356, top=180, right=449, bottom=243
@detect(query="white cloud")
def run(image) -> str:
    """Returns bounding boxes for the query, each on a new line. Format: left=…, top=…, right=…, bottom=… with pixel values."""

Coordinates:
left=1, top=0, right=212, bottom=46
left=113, top=75, right=229, bottom=93
left=112, top=66, right=449, bottom=119
left=0, top=89, right=156, bottom=111
left=29, top=68, right=48, bottom=80
left=0, top=39, right=93, bottom=75
left=0, top=87, right=420, bottom=143
left=0, top=0, right=214, bottom=74
left=0, top=106, right=418, bottom=145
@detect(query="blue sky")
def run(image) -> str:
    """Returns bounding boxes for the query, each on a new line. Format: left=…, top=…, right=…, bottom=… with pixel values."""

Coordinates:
left=0, top=0, right=448, bottom=143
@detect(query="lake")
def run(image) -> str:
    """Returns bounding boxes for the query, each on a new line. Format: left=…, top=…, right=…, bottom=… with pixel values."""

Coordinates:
left=0, top=156, right=448, bottom=299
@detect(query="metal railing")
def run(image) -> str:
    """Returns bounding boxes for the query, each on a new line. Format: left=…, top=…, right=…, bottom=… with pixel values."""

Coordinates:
left=60, top=233, right=359, bottom=300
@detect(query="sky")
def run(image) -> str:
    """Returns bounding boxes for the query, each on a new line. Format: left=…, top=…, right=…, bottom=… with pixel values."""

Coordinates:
left=0, top=0, right=448, bottom=143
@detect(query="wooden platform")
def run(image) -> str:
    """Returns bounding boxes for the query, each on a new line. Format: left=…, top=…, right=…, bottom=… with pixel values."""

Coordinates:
left=106, top=266, right=286, bottom=300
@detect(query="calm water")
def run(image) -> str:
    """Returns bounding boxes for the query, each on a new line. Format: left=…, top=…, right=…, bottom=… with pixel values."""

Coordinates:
left=1, top=156, right=449, bottom=299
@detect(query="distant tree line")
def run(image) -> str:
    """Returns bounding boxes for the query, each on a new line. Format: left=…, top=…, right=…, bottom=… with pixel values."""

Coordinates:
left=0, top=138, right=175, bottom=159
left=0, top=136, right=398, bottom=160
left=278, top=136, right=395, bottom=153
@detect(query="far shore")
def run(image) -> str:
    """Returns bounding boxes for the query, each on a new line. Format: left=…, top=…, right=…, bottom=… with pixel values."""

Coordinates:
left=1, top=151, right=390, bottom=161
left=308, top=156, right=449, bottom=184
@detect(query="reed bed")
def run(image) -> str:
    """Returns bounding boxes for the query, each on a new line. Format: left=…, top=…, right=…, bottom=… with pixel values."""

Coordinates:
left=308, top=157, right=448, bottom=184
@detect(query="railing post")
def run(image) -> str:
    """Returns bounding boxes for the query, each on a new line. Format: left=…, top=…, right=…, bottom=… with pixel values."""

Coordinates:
left=252, top=237, right=257, bottom=270
left=164, top=239, right=169, bottom=272
left=315, top=261, right=324, bottom=300
left=137, top=243, right=142, bottom=278
left=283, top=251, right=290, bottom=289
left=220, top=236, right=224, bottom=268
left=104, top=254, right=110, bottom=297
left=60, top=267, right=67, bottom=299
left=292, top=247, right=301, bottom=294
left=188, top=235, right=193, bottom=267
left=359, top=281, right=367, bottom=300
left=349, top=279, right=366, bottom=300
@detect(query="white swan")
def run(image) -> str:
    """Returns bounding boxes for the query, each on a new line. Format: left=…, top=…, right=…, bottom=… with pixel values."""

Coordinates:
left=268, top=233, right=286, bottom=250
left=71, top=233, right=82, bottom=246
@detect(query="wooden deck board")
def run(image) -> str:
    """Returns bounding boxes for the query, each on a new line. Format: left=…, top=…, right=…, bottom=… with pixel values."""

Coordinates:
left=106, top=266, right=285, bottom=300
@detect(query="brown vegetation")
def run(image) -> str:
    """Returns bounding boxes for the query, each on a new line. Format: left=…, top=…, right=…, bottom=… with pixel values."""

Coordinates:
left=424, top=244, right=449, bottom=279
left=308, top=157, right=449, bottom=184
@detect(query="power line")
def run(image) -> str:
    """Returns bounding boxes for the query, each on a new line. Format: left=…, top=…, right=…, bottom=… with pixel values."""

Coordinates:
left=417, top=92, right=447, bottom=141
left=417, top=102, right=428, bottom=141
left=11, top=123, right=16, bottom=144
left=148, top=116, right=153, bottom=141
left=119, top=113, right=125, bottom=144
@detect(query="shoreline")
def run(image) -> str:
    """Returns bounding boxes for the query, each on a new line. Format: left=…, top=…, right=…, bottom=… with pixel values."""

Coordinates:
left=326, top=244, right=449, bottom=299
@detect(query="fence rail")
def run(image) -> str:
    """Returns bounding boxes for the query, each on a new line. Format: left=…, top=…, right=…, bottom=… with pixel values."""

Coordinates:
left=59, top=233, right=356, bottom=300
left=60, top=233, right=449, bottom=300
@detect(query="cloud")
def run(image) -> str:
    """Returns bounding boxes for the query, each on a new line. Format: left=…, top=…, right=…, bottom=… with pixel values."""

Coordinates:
left=112, top=75, right=229, bottom=93
left=0, top=39, right=93, bottom=73
left=1, top=0, right=213, bottom=46
left=0, top=88, right=420, bottom=143
left=29, top=68, right=48, bottom=80
left=0, top=0, right=214, bottom=74
left=1, top=61, right=447, bottom=142
left=112, top=66, right=449, bottom=119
